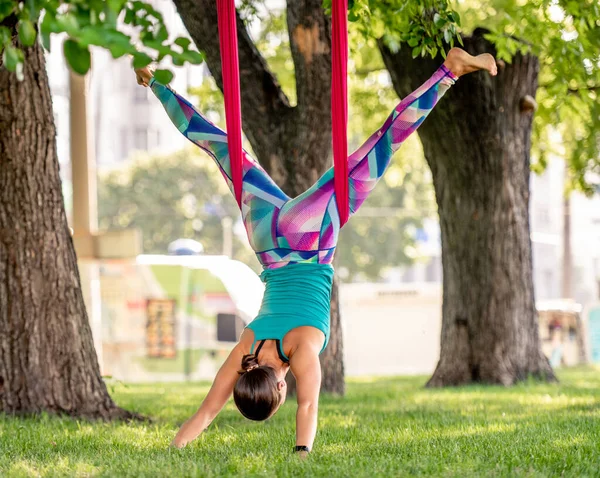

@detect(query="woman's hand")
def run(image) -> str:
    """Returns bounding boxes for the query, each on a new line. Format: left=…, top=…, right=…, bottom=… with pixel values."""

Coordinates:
left=135, top=66, right=154, bottom=87
left=170, top=413, right=209, bottom=448
left=168, top=338, right=251, bottom=449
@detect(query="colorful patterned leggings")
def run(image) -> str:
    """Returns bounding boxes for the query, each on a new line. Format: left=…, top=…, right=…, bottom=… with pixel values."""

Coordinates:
left=150, top=65, right=456, bottom=269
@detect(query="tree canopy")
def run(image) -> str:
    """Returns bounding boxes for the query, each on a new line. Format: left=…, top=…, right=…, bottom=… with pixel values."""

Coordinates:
left=361, top=0, right=600, bottom=191
left=0, top=0, right=202, bottom=81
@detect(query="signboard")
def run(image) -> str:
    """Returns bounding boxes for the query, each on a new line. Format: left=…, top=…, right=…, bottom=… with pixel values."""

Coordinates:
left=146, top=299, right=177, bottom=359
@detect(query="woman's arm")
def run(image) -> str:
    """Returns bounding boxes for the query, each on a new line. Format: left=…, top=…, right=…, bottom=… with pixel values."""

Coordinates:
left=171, top=337, right=248, bottom=448
left=289, top=343, right=322, bottom=453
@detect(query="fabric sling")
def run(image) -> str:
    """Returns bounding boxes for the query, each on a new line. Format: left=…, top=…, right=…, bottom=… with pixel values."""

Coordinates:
left=216, top=0, right=350, bottom=223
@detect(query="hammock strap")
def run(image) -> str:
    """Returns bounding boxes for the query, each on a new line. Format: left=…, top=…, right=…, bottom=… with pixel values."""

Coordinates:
left=331, top=0, right=349, bottom=226
left=217, top=0, right=244, bottom=207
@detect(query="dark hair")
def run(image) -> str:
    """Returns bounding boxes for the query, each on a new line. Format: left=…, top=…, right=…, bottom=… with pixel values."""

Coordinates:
left=233, top=354, right=281, bottom=421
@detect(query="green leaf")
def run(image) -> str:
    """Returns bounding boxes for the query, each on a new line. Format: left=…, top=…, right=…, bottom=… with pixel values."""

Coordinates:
left=407, top=36, right=419, bottom=47
left=2, top=45, right=23, bottom=72
left=78, top=26, right=104, bottom=47
left=153, top=69, right=173, bottom=84
left=106, top=32, right=134, bottom=58
left=124, top=8, right=135, bottom=24
left=174, top=37, right=191, bottom=50
left=172, top=55, right=185, bottom=67
left=18, top=20, right=37, bottom=47
left=40, top=12, right=60, bottom=34
left=26, top=0, right=40, bottom=22
left=103, top=4, right=119, bottom=28
left=0, top=2, right=14, bottom=22
left=107, top=0, right=127, bottom=12
left=0, top=25, right=10, bottom=44
left=448, top=11, right=460, bottom=27
left=154, top=24, right=168, bottom=43
left=412, top=46, right=421, bottom=59
left=133, top=52, right=153, bottom=69
left=433, top=13, right=445, bottom=28
left=56, top=13, right=79, bottom=35
left=181, top=50, right=203, bottom=65
left=63, top=39, right=91, bottom=75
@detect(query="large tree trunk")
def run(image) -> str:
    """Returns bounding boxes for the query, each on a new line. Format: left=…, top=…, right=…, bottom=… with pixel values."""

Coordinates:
left=173, top=0, right=344, bottom=394
left=380, top=29, right=556, bottom=386
left=0, top=27, right=135, bottom=418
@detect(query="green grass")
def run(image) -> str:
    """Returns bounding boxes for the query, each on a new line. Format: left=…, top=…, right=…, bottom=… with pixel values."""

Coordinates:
left=1, top=367, right=599, bottom=477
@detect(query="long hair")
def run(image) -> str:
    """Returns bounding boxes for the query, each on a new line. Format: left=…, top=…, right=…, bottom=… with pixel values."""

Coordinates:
left=233, top=353, right=281, bottom=421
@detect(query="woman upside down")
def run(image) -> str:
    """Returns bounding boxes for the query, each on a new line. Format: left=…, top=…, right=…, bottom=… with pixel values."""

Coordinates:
left=134, top=47, right=497, bottom=455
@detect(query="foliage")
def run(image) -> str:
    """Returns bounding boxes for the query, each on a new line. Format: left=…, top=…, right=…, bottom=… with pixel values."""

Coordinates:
left=0, top=0, right=203, bottom=80
left=330, top=0, right=463, bottom=59
left=98, top=149, right=260, bottom=271
left=363, top=0, right=600, bottom=193
left=0, top=367, right=599, bottom=476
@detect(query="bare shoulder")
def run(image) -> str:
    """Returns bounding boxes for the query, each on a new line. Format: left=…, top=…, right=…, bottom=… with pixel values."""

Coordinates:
left=285, top=326, right=325, bottom=358
left=237, top=328, right=255, bottom=353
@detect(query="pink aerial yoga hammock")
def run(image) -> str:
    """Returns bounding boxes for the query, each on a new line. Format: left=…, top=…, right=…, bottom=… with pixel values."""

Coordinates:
left=216, top=0, right=350, bottom=226
left=330, top=0, right=349, bottom=225
left=217, top=0, right=244, bottom=208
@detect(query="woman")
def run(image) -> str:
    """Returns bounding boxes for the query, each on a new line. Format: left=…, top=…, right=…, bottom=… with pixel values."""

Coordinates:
left=135, top=48, right=497, bottom=454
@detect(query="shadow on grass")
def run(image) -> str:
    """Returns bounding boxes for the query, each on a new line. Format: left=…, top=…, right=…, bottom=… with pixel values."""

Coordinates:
left=2, top=367, right=599, bottom=477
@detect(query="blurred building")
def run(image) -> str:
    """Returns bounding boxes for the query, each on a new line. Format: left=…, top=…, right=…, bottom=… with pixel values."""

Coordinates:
left=392, top=155, right=600, bottom=309
left=46, top=0, right=207, bottom=200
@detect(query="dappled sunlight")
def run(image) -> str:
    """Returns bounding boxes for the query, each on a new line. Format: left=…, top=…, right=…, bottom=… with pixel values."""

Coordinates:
left=551, top=434, right=589, bottom=450
left=319, top=441, right=363, bottom=455
left=2, top=368, right=599, bottom=476
left=318, top=411, right=358, bottom=430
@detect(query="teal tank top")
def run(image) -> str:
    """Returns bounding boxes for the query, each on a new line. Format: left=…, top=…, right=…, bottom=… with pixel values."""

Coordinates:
left=246, top=263, right=334, bottom=361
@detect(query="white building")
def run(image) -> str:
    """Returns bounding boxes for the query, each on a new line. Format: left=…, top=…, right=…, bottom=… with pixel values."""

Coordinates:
left=46, top=0, right=207, bottom=189
left=393, top=155, right=600, bottom=310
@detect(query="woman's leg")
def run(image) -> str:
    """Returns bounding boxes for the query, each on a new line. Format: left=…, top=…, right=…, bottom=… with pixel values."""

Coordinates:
left=346, top=48, right=496, bottom=215
left=286, top=63, right=457, bottom=252
left=149, top=79, right=289, bottom=212
left=346, top=64, right=457, bottom=215
left=283, top=65, right=456, bottom=253
left=284, top=49, right=496, bottom=253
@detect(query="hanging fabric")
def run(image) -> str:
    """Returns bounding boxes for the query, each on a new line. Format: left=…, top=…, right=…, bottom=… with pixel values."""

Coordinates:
left=217, top=0, right=244, bottom=207
left=217, top=0, right=349, bottom=222
left=331, top=0, right=349, bottom=226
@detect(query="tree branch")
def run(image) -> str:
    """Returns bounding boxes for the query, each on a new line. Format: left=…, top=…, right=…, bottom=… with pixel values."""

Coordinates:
left=286, top=0, right=331, bottom=112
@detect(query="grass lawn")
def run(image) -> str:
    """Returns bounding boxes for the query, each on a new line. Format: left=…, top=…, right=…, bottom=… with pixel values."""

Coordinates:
left=1, top=367, right=599, bottom=477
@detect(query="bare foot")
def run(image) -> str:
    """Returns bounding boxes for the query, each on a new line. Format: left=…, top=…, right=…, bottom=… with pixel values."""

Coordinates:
left=135, top=66, right=154, bottom=87
left=443, top=47, right=497, bottom=78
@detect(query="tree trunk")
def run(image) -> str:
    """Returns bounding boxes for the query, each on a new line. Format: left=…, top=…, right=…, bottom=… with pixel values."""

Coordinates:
left=173, top=0, right=344, bottom=394
left=379, top=29, right=556, bottom=386
left=0, top=28, right=135, bottom=418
